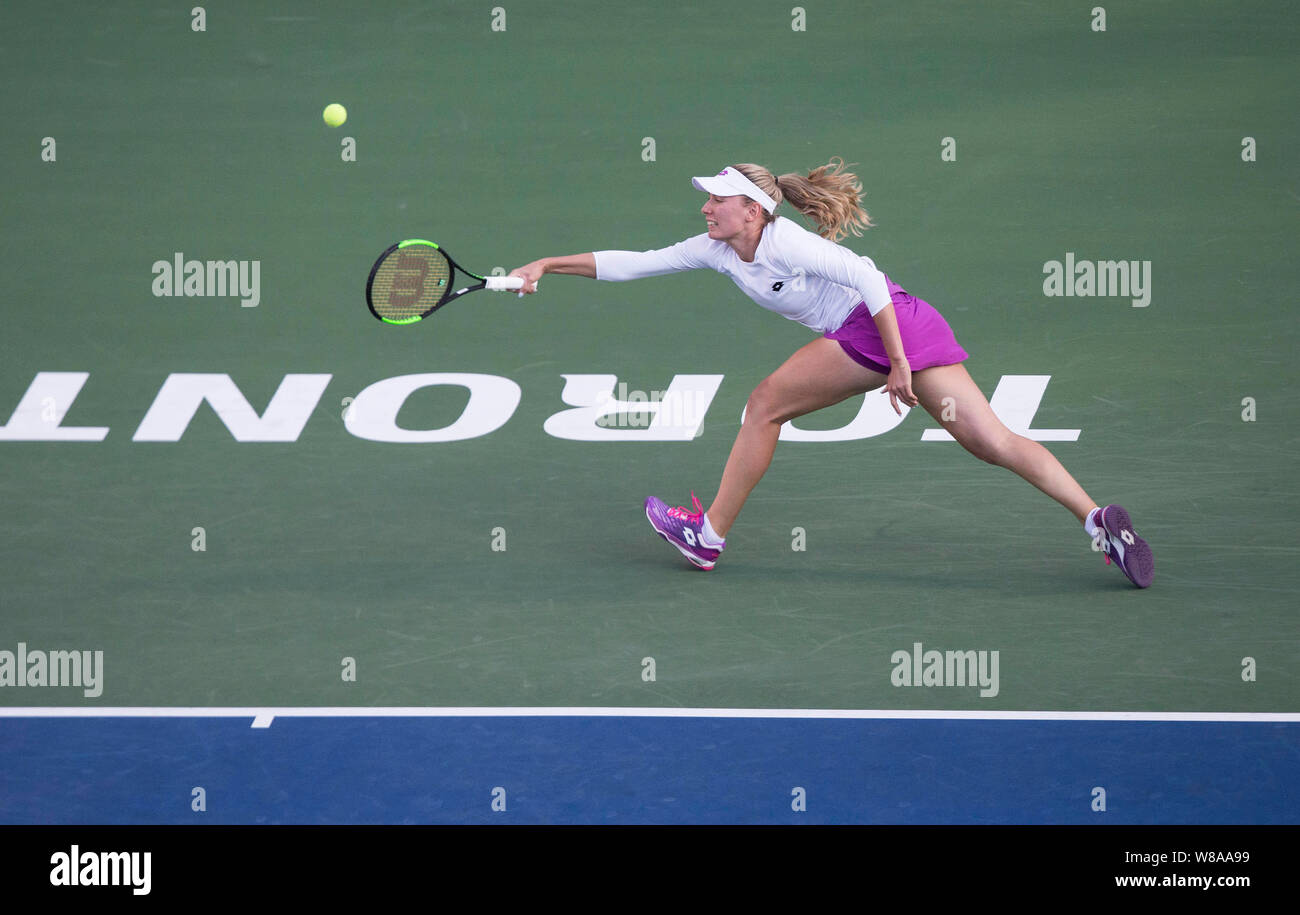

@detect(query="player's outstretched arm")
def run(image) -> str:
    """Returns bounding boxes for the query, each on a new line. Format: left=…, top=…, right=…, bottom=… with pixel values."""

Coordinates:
left=509, top=254, right=596, bottom=294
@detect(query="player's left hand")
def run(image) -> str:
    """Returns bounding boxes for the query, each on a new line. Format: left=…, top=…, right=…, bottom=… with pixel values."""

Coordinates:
left=884, top=361, right=918, bottom=414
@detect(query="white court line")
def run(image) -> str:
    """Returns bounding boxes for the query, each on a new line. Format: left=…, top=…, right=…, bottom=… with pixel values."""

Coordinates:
left=0, top=707, right=1297, bottom=728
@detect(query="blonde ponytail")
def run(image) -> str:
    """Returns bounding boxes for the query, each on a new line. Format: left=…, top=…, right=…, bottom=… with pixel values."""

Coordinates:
left=732, top=157, right=872, bottom=242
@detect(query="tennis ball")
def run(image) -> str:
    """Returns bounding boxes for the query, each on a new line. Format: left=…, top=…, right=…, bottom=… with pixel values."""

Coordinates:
left=323, top=103, right=347, bottom=128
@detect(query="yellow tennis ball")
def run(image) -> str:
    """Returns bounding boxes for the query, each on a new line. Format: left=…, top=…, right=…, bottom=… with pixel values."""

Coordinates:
left=323, top=103, right=347, bottom=128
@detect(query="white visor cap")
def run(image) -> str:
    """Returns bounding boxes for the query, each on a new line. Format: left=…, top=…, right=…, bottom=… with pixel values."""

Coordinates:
left=691, top=166, right=778, bottom=214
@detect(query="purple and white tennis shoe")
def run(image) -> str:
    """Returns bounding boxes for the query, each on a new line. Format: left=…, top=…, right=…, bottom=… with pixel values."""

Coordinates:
left=1095, top=504, right=1154, bottom=588
left=644, top=492, right=724, bottom=570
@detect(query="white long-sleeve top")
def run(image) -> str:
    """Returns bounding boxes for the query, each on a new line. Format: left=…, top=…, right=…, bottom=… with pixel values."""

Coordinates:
left=592, top=216, right=892, bottom=334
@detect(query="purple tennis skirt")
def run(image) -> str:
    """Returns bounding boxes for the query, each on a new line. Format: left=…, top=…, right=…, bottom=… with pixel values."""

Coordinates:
left=823, top=274, right=968, bottom=374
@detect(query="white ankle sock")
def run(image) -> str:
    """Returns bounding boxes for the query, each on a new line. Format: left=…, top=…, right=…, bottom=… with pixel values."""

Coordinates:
left=701, top=513, right=725, bottom=546
left=1083, top=506, right=1102, bottom=539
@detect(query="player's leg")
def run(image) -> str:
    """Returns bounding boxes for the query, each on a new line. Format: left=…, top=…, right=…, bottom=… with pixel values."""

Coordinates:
left=707, top=337, right=887, bottom=536
left=910, top=362, right=1153, bottom=586
left=909, top=362, right=1095, bottom=519
left=645, top=337, right=885, bottom=569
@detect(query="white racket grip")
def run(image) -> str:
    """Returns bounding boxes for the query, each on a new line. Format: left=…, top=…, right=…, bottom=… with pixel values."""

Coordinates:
left=486, top=276, right=526, bottom=291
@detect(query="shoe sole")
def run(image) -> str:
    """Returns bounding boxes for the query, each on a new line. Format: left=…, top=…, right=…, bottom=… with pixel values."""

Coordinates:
left=645, top=505, right=715, bottom=570
left=1102, top=505, right=1153, bottom=588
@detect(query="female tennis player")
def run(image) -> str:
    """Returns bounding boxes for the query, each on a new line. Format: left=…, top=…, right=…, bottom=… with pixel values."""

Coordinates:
left=507, top=160, right=1153, bottom=587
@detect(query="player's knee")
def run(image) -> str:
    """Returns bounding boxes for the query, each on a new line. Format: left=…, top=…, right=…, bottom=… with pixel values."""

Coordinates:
left=745, top=381, right=783, bottom=425
left=977, top=431, right=1023, bottom=466
left=956, top=430, right=1007, bottom=465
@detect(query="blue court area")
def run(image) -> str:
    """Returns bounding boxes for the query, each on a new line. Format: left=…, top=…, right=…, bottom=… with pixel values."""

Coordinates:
left=2, top=715, right=1295, bottom=824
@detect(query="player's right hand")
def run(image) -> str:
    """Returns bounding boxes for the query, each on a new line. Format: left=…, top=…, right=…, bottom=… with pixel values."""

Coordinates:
left=508, top=261, right=545, bottom=295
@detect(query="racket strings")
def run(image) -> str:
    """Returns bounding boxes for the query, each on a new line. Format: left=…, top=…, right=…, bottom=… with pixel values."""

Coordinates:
left=369, top=247, right=452, bottom=321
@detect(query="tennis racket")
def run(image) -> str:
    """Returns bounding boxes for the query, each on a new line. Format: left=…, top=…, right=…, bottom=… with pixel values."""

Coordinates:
left=365, top=239, right=525, bottom=325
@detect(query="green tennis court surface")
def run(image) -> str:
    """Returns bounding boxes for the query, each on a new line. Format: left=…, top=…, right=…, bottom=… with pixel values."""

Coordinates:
left=2, top=0, right=1296, bottom=722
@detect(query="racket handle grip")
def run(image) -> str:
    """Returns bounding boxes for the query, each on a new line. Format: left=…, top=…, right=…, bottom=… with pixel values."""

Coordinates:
left=485, top=276, right=525, bottom=291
